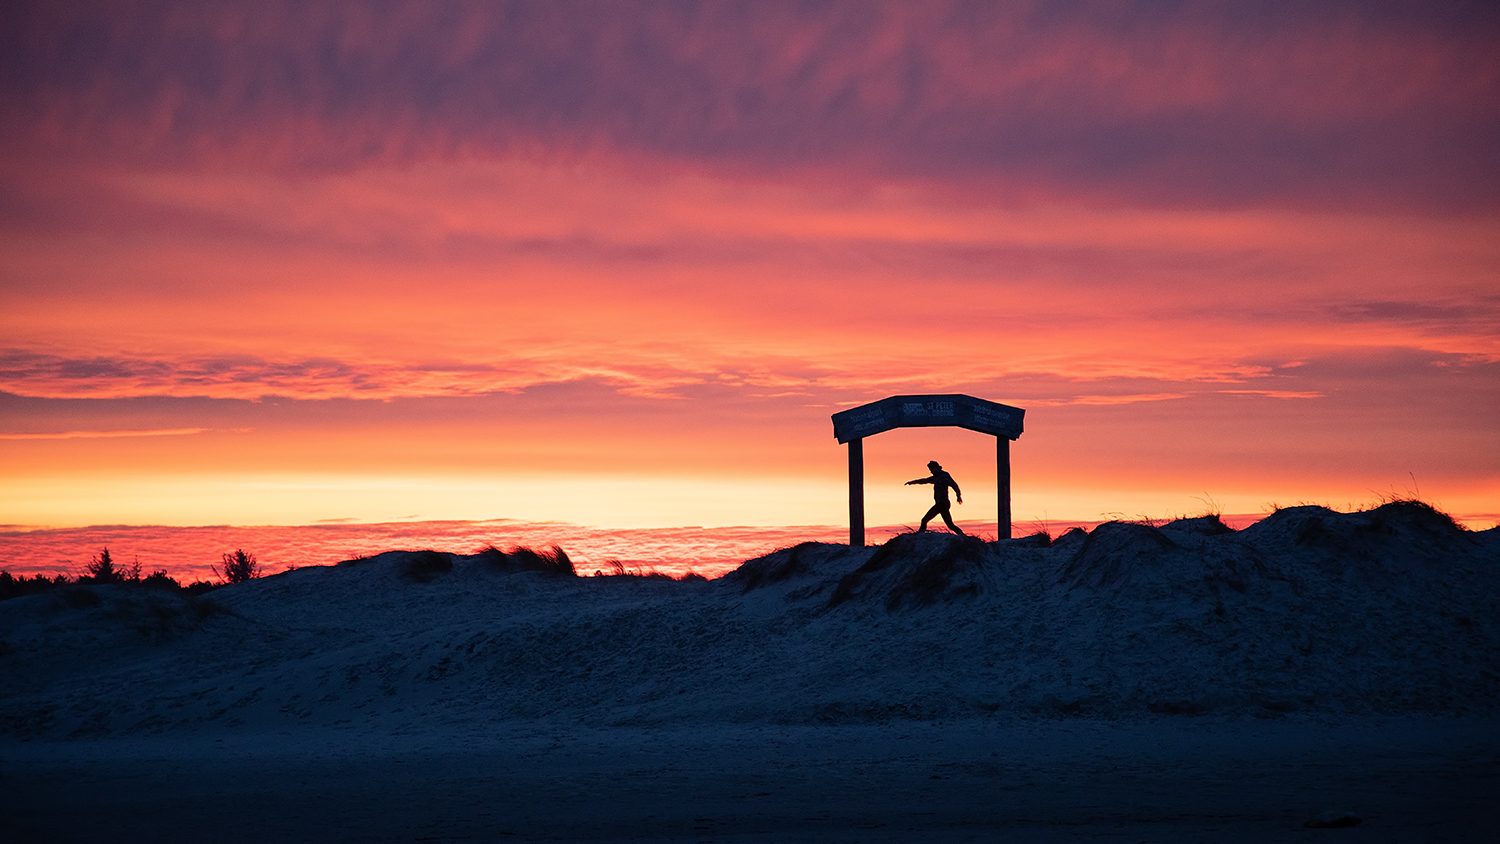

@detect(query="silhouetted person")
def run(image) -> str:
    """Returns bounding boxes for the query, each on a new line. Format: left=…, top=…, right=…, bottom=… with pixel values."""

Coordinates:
left=905, top=460, right=965, bottom=535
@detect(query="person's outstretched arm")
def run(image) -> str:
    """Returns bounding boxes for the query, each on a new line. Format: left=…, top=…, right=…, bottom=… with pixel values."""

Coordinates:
left=905, top=476, right=935, bottom=485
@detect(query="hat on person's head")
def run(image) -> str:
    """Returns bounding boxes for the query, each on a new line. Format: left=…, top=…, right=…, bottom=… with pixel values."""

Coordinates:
left=927, top=460, right=941, bottom=470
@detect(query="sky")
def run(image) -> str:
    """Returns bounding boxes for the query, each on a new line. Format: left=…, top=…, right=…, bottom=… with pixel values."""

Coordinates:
left=2, top=0, right=1497, bottom=546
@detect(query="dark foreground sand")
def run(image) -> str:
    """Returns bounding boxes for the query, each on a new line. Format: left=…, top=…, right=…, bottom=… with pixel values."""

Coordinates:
left=4, top=717, right=1497, bottom=843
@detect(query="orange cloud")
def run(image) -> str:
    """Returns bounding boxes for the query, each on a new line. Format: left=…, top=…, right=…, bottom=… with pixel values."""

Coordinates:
left=0, top=427, right=211, bottom=440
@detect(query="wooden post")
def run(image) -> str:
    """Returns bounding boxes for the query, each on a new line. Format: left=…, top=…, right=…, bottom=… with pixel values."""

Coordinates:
left=997, top=436, right=1011, bottom=539
left=848, top=437, right=865, bottom=547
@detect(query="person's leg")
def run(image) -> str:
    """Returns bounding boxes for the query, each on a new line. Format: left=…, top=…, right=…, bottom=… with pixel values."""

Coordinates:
left=919, top=504, right=941, bottom=531
left=939, top=504, right=965, bottom=535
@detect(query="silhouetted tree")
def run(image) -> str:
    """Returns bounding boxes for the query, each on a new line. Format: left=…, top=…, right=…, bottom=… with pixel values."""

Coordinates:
left=215, top=549, right=260, bottom=584
left=83, top=548, right=122, bottom=584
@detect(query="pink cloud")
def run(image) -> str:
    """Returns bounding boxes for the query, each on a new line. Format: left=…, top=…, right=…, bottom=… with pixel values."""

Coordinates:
left=4, top=2, right=1497, bottom=209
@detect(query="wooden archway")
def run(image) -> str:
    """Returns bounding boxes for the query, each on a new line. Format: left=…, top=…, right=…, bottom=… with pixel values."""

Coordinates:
left=831, top=394, right=1025, bottom=546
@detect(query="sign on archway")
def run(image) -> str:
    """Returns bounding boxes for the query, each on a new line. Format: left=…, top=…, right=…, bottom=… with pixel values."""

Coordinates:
left=831, top=394, right=1025, bottom=546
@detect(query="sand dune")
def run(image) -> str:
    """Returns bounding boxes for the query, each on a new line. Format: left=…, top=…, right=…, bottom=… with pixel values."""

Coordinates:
left=2, top=501, right=1497, bottom=841
left=3, top=502, right=1495, bottom=737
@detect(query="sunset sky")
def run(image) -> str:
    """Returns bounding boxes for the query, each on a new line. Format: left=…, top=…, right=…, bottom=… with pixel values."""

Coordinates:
left=2, top=0, right=1497, bottom=542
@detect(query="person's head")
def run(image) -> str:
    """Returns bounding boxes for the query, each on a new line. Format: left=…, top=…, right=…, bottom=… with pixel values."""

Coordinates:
left=927, top=460, right=941, bottom=471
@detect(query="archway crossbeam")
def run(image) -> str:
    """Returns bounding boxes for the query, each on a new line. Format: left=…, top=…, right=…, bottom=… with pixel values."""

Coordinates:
left=831, top=394, right=1025, bottom=547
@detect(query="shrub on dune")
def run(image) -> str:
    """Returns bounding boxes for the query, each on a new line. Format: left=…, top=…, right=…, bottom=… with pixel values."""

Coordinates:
left=401, top=550, right=453, bottom=583
left=141, top=570, right=181, bottom=591
left=727, top=541, right=824, bottom=592
left=481, top=544, right=576, bottom=576
left=828, top=533, right=992, bottom=610
left=184, top=580, right=219, bottom=596
left=593, top=558, right=677, bottom=579
left=0, top=571, right=73, bottom=600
